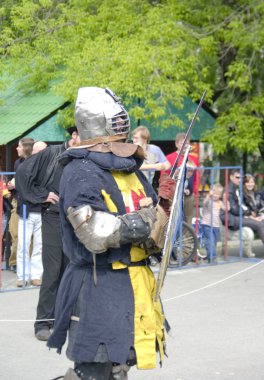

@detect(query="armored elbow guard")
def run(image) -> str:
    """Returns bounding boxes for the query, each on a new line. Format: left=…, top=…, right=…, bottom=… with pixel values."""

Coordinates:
left=67, top=205, right=121, bottom=254
left=67, top=204, right=156, bottom=254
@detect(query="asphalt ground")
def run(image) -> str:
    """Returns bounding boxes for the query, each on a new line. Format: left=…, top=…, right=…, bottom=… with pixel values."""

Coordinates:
left=0, top=244, right=264, bottom=380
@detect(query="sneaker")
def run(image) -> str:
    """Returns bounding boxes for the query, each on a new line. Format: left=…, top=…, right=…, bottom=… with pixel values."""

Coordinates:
left=197, top=249, right=207, bottom=259
left=31, top=279, right=42, bottom=286
left=35, top=328, right=51, bottom=341
left=169, top=257, right=178, bottom=265
left=16, top=280, right=28, bottom=287
left=245, top=251, right=256, bottom=258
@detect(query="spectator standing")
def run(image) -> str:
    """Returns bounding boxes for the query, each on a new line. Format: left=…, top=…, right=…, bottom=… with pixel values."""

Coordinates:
left=15, top=140, right=43, bottom=287
left=15, top=128, right=79, bottom=341
left=1, top=175, right=12, bottom=238
left=161, top=133, right=200, bottom=224
left=201, top=183, right=224, bottom=262
left=200, top=154, right=213, bottom=192
left=7, top=138, right=35, bottom=270
left=182, top=160, right=197, bottom=224
left=132, top=126, right=171, bottom=185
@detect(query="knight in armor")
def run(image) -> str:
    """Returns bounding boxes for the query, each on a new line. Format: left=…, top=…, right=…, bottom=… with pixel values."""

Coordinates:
left=47, top=87, right=175, bottom=380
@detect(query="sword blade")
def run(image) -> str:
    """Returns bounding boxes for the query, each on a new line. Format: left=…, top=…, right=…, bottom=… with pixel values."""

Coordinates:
left=170, top=89, right=207, bottom=178
left=154, top=90, right=207, bottom=302
left=154, top=146, right=191, bottom=302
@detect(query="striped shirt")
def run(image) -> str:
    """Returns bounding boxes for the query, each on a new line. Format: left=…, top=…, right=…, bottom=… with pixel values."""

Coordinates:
left=202, top=198, right=224, bottom=228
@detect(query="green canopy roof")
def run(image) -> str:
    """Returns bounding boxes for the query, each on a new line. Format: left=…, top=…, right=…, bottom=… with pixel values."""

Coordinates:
left=130, top=97, right=215, bottom=141
left=25, top=114, right=67, bottom=142
left=0, top=79, right=67, bottom=145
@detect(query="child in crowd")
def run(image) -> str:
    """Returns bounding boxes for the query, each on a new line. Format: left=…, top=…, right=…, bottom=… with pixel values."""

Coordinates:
left=201, top=183, right=225, bottom=262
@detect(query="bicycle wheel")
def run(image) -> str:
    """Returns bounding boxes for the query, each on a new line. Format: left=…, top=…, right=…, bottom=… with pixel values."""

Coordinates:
left=169, top=221, right=198, bottom=267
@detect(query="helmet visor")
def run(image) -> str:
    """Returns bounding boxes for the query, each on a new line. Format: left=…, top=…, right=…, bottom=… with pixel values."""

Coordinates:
left=111, top=110, right=130, bottom=135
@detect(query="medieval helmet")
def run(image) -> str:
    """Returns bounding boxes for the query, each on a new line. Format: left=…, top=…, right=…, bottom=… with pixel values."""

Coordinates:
left=74, top=87, right=130, bottom=141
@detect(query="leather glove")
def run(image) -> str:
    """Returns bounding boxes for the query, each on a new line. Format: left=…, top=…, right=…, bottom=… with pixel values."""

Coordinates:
left=158, top=174, right=176, bottom=216
left=158, top=174, right=176, bottom=202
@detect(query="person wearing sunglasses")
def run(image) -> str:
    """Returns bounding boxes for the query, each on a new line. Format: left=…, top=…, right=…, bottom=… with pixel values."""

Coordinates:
left=222, top=170, right=264, bottom=255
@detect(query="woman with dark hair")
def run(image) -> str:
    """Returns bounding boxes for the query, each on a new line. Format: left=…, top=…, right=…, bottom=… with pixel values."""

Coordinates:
left=7, top=137, right=35, bottom=271
left=0, top=168, right=12, bottom=238
left=240, top=174, right=264, bottom=245
left=243, top=174, right=264, bottom=220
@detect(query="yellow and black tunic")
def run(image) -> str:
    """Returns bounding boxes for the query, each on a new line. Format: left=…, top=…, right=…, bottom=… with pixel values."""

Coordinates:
left=48, top=148, right=166, bottom=370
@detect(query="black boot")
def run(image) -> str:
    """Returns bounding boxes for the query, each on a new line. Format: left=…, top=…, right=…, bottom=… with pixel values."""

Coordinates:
left=74, top=362, right=112, bottom=380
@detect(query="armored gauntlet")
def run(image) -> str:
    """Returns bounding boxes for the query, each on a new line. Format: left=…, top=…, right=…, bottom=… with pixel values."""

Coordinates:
left=118, top=206, right=156, bottom=245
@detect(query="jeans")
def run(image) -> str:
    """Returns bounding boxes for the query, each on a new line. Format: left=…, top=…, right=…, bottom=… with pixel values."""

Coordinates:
left=16, top=212, right=43, bottom=281
left=201, top=224, right=220, bottom=260
left=243, top=218, right=264, bottom=244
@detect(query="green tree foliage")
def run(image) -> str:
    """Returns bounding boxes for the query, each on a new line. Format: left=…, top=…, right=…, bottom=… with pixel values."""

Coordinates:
left=0, top=0, right=263, bottom=157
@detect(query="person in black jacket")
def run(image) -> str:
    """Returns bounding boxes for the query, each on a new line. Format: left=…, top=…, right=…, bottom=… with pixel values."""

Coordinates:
left=7, top=137, right=35, bottom=270
left=243, top=174, right=264, bottom=219
left=15, top=139, right=43, bottom=287
left=221, top=170, right=264, bottom=253
left=15, top=128, right=79, bottom=341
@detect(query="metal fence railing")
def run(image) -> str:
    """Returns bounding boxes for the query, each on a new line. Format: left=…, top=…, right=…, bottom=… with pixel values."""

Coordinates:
left=1, top=166, right=260, bottom=292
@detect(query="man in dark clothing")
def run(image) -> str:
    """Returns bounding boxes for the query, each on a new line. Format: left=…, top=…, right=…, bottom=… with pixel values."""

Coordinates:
left=220, top=169, right=264, bottom=257
left=15, top=129, right=79, bottom=340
